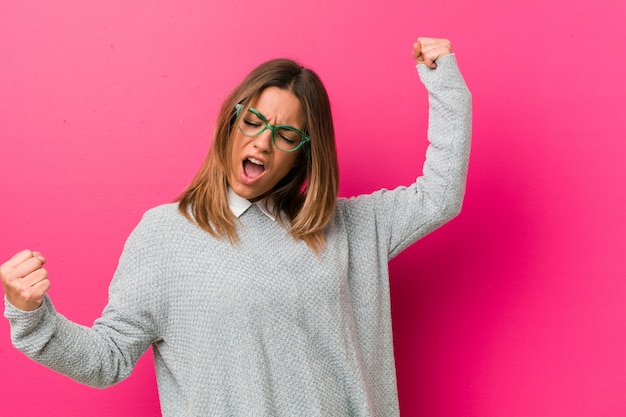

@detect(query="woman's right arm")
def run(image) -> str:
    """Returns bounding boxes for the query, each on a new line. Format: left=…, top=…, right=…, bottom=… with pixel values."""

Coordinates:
left=2, top=231, right=159, bottom=388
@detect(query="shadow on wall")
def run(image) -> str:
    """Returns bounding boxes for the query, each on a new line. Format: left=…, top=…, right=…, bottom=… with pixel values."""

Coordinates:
left=388, top=151, right=536, bottom=414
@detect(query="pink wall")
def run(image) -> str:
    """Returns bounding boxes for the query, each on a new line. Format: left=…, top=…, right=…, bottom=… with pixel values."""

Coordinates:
left=1, top=0, right=625, bottom=415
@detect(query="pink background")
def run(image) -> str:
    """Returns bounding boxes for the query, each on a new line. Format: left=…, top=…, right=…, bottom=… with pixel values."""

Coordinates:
left=1, top=0, right=625, bottom=415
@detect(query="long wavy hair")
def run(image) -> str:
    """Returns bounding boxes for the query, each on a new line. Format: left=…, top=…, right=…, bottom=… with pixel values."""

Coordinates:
left=177, top=58, right=339, bottom=253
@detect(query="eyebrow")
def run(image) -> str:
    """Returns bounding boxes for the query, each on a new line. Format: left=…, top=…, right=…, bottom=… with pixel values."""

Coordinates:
left=248, top=107, right=298, bottom=128
left=245, top=108, right=265, bottom=120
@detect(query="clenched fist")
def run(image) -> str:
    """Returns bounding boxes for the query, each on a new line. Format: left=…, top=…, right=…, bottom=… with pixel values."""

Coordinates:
left=1, top=250, right=50, bottom=311
left=413, top=37, right=453, bottom=69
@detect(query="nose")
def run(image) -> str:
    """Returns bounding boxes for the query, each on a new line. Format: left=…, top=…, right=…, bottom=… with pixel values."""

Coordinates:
left=252, top=128, right=273, bottom=152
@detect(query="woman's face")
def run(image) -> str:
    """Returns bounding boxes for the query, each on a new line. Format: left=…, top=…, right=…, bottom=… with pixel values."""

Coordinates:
left=228, top=87, right=305, bottom=202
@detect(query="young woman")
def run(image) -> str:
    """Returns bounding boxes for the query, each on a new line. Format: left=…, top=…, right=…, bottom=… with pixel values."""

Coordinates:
left=1, top=38, right=471, bottom=416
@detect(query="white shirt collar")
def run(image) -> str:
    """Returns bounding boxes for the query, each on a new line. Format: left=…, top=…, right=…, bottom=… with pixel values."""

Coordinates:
left=227, top=187, right=276, bottom=221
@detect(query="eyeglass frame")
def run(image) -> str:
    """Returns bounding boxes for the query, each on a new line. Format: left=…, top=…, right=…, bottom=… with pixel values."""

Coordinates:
left=234, top=103, right=311, bottom=152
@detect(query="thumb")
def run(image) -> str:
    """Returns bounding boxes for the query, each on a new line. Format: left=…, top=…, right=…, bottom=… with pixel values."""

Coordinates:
left=412, top=41, right=423, bottom=64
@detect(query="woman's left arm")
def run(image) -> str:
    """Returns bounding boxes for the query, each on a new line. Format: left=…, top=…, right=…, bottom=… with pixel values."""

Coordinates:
left=381, top=38, right=472, bottom=258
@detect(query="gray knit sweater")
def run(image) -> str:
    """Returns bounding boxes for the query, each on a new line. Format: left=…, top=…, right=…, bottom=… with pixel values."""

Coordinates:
left=5, top=54, right=471, bottom=417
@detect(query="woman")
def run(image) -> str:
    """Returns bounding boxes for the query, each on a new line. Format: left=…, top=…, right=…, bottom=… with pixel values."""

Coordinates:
left=2, top=38, right=471, bottom=416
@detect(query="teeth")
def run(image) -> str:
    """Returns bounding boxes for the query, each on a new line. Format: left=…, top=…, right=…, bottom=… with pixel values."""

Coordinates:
left=248, top=157, right=264, bottom=165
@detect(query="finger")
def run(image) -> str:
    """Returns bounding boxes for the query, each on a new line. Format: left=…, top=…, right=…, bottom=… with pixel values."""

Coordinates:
left=1, top=250, right=35, bottom=271
left=32, top=251, right=46, bottom=265
left=419, top=52, right=437, bottom=68
left=421, top=38, right=453, bottom=68
left=425, top=58, right=438, bottom=69
left=418, top=43, right=437, bottom=68
left=28, top=278, right=51, bottom=308
left=421, top=50, right=438, bottom=68
left=4, top=256, right=45, bottom=282
left=7, top=270, right=50, bottom=311
left=33, top=278, right=51, bottom=299
left=21, top=267, right=49, bottom=288
left=412, top=41, right=423, bottom=62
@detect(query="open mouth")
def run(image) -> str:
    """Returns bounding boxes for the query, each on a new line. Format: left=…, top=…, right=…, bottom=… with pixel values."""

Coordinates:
left=242, top=157, right=265, bottom=181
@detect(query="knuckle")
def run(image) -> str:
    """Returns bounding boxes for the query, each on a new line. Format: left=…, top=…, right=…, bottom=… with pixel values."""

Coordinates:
left=14, top=280, right=28, bottom=293
left=31, top=257, right=43, bottom=268
left=5, top=270, right=21, bottom=282
left=20, top=285, right=38, bottom=300
left=38, top=270, right=49, bottom=282
left=2, top=271, right=14, bottom=283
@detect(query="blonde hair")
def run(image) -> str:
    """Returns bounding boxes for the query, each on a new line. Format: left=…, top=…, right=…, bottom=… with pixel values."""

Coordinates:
left=177, top=59, right=339, bottom=253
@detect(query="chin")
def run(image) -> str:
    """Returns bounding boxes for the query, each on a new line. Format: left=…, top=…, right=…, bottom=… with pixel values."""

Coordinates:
left=233, top=185, right=262, bottom=202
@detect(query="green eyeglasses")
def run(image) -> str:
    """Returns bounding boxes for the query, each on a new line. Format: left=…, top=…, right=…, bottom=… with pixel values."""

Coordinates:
left=235, top=103, right=310, bottom=152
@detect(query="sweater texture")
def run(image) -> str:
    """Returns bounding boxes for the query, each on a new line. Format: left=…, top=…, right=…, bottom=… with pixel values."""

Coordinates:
left=5, top=54, right=471, bottom=417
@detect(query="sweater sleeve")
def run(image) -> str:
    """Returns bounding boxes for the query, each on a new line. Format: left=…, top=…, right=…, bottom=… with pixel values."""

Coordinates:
left=342, top=53, right=472, bottom=259
left=3, top=217, right=161, bottom=388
